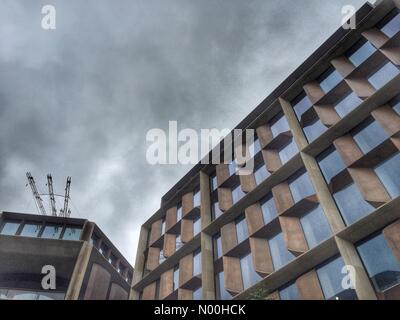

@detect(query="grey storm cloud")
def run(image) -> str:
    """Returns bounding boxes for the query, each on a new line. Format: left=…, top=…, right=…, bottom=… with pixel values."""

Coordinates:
left=0, top=0, right=369, bottom=263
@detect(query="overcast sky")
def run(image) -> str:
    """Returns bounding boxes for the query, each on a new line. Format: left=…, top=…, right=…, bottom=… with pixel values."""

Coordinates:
left=0, top=0, right=369, bottom=264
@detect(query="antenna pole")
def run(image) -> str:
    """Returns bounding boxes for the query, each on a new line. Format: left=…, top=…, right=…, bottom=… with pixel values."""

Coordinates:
left=47, top=174, right=57, bottom=216
left=26, top=172, right=47, bottom=216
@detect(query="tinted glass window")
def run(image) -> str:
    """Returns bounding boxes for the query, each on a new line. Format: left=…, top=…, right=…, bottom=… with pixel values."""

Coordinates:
left=352, top=118, right=388, bottom=154
left=193, top=287, right=202, bottom=300
left=357, top=233, right=400, bottom=292
left=254, top=164, right=270, bottom=185
left=193, top=188, right=201, bottom=207
left=278, top=139, right=298, bottom=164
left=279, top=282, right=300, bottom=300
left=347, top=39, right=376, bottom=67
left=41, top=225, right=62, bottom=239
left=303, top=118, right=327, bottom=142
left=20, top=223, right=41, bottom=237
left=232, top=185, right=245, bottom=204
left=269, top=232, right=294, bottom=270
left=211, top=173, right=218, bottom=191
left=212, top=201, right=222, bottom=220
left=214, top=233, right=222, bottom=260
left=300, top=205, right=332, bottom=248
left=173, top=267, right=179, bottom=291
left=368, top=61, right=399, bottom=89
left=228, top=161, right=237, bottom=176
left=193, top=217, right=201, bottom=236
left=292, top=92, right=312, bottom=120
left=380, top=11, right=400, bottom=37
left=391, top=95, right=400, bottom=115
left=270, top=113, right=290, bottom=138
left=317, top=146, right=346, bottom=183
left=193, top=250, right=202, bottom=276
left=0, top=221, right=20, bottom=235
left=374, top=152, right=400, bottom=199
left=177, top=203, right=182, bottom=221
left=216, top=272, right=231, bottom=300
left=334, top=91, right=362, bottom=118
left=261, top=194, right=278, bottom=225
left=249, top=138, right=262, bottom=158
left=62, top=227, right=81, bottom=241
left=317, top=256, right=357, bottom=300
left=240, top=253, right=262, bottom=289
left=236, top=215, right=248, bottom=243
left=289, top=170, right=315, bottom=203
left=318, top=68, right=342, bottom=93
left=334, top=183, right=374, bottom=225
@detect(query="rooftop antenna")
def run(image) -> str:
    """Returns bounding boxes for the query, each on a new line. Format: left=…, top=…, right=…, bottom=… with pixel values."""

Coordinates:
left=26, top=172, right=47, bottom=216
left=62, top=177, right=72, bottom=218
left=26, top=173, right=72, bottom=217
left=47, top=174, right=57, bottom=216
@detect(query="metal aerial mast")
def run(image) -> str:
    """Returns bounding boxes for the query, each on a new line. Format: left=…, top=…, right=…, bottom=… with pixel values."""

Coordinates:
left=47, top=174, right=57, bottom=216
left=26, top=172, right=47, bottom=216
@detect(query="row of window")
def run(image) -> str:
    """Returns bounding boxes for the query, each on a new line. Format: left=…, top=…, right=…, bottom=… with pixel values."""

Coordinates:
left=0, top=219, right=81, bottom=241
left=215, top=228, right=400, bottom=300
left=0, top=288, right=65, bottom=301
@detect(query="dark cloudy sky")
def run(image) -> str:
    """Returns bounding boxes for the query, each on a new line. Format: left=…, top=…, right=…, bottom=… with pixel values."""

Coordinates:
left=0, top=0, right=370, bottom=264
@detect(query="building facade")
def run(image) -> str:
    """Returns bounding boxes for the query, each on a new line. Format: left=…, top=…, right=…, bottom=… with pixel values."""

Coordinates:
left=132, top=0, right=400, bottom=301
left=0, top=211, right=133, bottom=300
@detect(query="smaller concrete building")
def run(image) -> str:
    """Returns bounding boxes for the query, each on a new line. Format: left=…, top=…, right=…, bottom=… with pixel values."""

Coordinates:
left=0, top=211, right=133, bottom=300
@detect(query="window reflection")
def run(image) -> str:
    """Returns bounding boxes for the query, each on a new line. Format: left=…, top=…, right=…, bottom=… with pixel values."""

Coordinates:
left=357, top=232, right=400, bottom=292
left=380, top=10, right=400, bottom=38
left=254, top=164, right=270, bottom=185
left=279, top=282, right=299, bottom=300
left=317, top=146, right=346, bottom=184
left=269, top=232, right=294, bottom=270
left=62, top=227, right=81, bottom=241
left=235, top=214, right=248, bottom=244
left=292, top=92, right=312, bottom=120
left=317, top=256, right=357, bottom=300
left=374, top=152, right=400, bottom=199
left=333, top=183, right=374, bottom=225
left=318, top=68, right=342, bottom=93
left=368, top=61, right=399, bottom=90
left=352, top=117, right=388, bottom=154
left=260, top=193, right=277, bottom=225
left=303, top=118, right=327, bottom=142
left=215, top=271, right=231, bottom=300
left=346, top=39, right=376, bottom=67
left=0, top=220, right=20, bottom=235
left=41, top=224, right=62, bottom=239
left=20, top=223, right=42, bottom=237
left=278, top=139, right=298, bottom=165
left=240, top=253, right=261, bottom=289
left=300, top=205, right=332, bottom=249
left=334, top=91, right=362, bottom=118
left=288, top=169, right=315, bottom=203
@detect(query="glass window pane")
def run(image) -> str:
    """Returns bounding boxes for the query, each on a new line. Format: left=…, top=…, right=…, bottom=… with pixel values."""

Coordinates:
left=352, top=118, right=388, bottom=154
left=260, top=194, right=277, bottom=225
left=279, top=282, right=300, bottom=300
left=211, top=173, right=218, bottom=192
left=319, top=68, right=343, bottom=93
left=193, top=188, right=201, bottom=207
left=292, top=93, right=312, bottom=120
left=161, top=218, right=166, bottom=235
left=214, top=233, right=223, bottom=260
left=278, top=139, right=298, bottom=165
left=193, top=287, right=202, bottom=300
left=236, top=215, right=248, bottom=243
left=240, top=253, right=262, bottom=290
left=334, top=91, right=363, bottom=118
left=173, top=267, right=179, bottom=291
left=193, top=218, right=201, bottom=236
left=289, top=170, right=315, bottom=203
left=0, top=221, right=20, bottom=235
left=380, top=11, right=400, bottom=38
left=347, top=40, right=376, bottom=67
left=254, top=164, right=270, bottom=185
left=62, top=227, right=81, bottom=241
left=270, top=113, right=290, bottom=138
left=300, top=205, right=332, bottom=249
left=357, top=233, right=400, bottom=292
left=317, top=256, right=357, bottom=300
left=391, top=95, right=400, bottom=115
left=317, top=146, right=346, bottom=183
left=216, top=272, right=231, bottom=300
left=41, top=224, right=62, bottom=239
left=303, top=118, right=327, bottom=142
left=232, top=185, right=245, bottom=204
left=374, top=152, right=400, bottom=199
left=368, top=61, right=400, bottom=90
left=193, top=250, right=202, bottom=276
left=20, top=223, right=41, bottom=237
left=176, top=234, right=183, bottom=250
left=249, top=138, right=262, bottom=158
left=177, top=203, right=182, bottom=221
left=212, top=201, right=222, bottom=220
left=228, top=161, right=237, bottom=176
left=334, top=183, right=374, bottom=225
left=269, top=232, right=294, bottom=270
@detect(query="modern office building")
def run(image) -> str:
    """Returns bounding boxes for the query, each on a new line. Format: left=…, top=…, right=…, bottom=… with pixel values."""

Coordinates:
left=0, top=211, right=133, bottom=300
left=131, top=0, right=400, bottom=300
